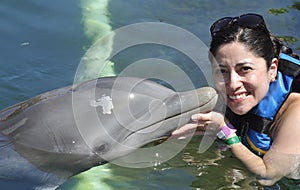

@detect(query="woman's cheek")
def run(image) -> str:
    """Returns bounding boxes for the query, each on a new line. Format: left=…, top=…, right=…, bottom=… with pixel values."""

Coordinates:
left=214, top=79, right=225, bottom=92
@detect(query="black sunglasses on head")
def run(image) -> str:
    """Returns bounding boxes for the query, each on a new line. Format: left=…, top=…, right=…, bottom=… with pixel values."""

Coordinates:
left=210, top=13, right=268, bottom=36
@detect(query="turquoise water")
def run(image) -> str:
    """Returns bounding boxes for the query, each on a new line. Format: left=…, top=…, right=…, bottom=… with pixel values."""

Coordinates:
left=1, top=0, right=300, bottom=189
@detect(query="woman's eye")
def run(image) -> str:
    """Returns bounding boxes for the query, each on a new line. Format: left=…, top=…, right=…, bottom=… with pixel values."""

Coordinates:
left=241, top=66, right=252, bottom=72
left=220, top=69, right=228, bottom=73
left=214, top=68, right=229, bottom=82
left=214, top=68, right=227, bottom=74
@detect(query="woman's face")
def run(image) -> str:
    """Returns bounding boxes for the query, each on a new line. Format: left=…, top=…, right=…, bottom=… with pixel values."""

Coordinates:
left=212, top=42, right=277, bottom=115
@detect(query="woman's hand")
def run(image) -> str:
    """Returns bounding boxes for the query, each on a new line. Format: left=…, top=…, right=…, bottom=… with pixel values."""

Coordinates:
left=172, top=111, right=226, bottom=138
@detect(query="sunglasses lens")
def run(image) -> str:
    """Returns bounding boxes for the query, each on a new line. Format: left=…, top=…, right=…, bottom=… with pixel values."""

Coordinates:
left=210, top=14, right=266, bottom=36
left=238, top=14, right=264, bottom=28
left=211, top=17, right=232, bottom=33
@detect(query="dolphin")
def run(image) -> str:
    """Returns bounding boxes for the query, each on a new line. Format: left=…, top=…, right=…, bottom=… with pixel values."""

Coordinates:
left=0, top=76, right=217, bottom=189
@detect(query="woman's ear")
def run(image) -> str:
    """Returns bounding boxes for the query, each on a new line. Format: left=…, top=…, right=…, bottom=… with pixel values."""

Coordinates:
left=269, top=58, right=278, bottom=82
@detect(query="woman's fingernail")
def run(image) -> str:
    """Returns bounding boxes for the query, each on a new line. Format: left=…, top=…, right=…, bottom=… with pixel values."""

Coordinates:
left=191, top=115, right=198, bottom=121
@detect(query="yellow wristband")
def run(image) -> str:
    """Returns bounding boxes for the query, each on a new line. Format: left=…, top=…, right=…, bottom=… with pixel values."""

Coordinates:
left=226, top=135, right=241, bottom=146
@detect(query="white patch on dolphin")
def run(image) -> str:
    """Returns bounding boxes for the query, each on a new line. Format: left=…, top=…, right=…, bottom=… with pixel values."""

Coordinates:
left=90, top=95, right=114, bottom=114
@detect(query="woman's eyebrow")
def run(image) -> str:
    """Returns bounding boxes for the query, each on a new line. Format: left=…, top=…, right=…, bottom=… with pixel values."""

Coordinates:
left=213, top=63, right=227, bottom=67
left=236, top=62, right=254, bottom=66
left=213, top=62, right=254, bottom=68
left=214, top=63, right=227, bottom=68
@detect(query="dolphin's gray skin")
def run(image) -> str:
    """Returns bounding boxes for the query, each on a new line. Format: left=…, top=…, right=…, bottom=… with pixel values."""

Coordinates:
left=0, top=76, right=217, bottom=189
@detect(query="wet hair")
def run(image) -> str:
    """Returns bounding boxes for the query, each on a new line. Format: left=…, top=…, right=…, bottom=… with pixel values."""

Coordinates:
left=209, top=23, right=300, bottom=70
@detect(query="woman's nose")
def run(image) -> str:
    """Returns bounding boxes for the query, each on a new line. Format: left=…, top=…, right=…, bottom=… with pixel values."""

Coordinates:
left=226, top=71, right=242, bottom=90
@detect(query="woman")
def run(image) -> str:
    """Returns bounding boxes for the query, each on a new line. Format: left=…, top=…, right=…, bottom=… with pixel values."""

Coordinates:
left=173, top=13, right=300, bottom=185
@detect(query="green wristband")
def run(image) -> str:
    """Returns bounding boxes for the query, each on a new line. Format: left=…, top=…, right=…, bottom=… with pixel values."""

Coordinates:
left=226, top=135, right=241, bottom=146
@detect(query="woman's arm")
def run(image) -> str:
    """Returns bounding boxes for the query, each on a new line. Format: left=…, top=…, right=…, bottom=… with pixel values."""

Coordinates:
left=172, top=95, right=300, bottom=185
left=230, top=140, right=282, bottom=185
left=230, top=139, right=299, bottom=185
left=231, top=93, right=300, bottom=185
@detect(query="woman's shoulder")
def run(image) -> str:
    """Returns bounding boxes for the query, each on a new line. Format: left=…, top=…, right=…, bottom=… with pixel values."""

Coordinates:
left=270, top=92, right=300, bottom=153
left=277, top=92, right=300, bottom=122
left=273, top=92, right=300, bottom=117
left=285, top=92, right=300, bottom=110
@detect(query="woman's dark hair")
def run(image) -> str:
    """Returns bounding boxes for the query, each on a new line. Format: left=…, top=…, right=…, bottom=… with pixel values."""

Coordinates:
left=210, top=23, right=300, bottom=72
left=209, top=24, right=281, bottom=69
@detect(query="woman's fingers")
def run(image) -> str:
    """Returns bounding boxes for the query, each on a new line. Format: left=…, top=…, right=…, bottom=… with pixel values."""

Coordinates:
left=172, top=122, right=205, bottom=137
left=172, top=111, right=225, bottom=137
left=191, top=112, right=225, bottom=127
left=191, top=112, right=212, bottom=122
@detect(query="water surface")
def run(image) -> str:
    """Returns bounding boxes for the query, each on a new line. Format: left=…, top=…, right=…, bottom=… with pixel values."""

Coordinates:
left=1, top=0, right=300, bottom=189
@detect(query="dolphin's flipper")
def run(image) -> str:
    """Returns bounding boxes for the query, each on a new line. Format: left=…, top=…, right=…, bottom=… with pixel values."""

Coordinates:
left=0, top=76, right=217, bottom=189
